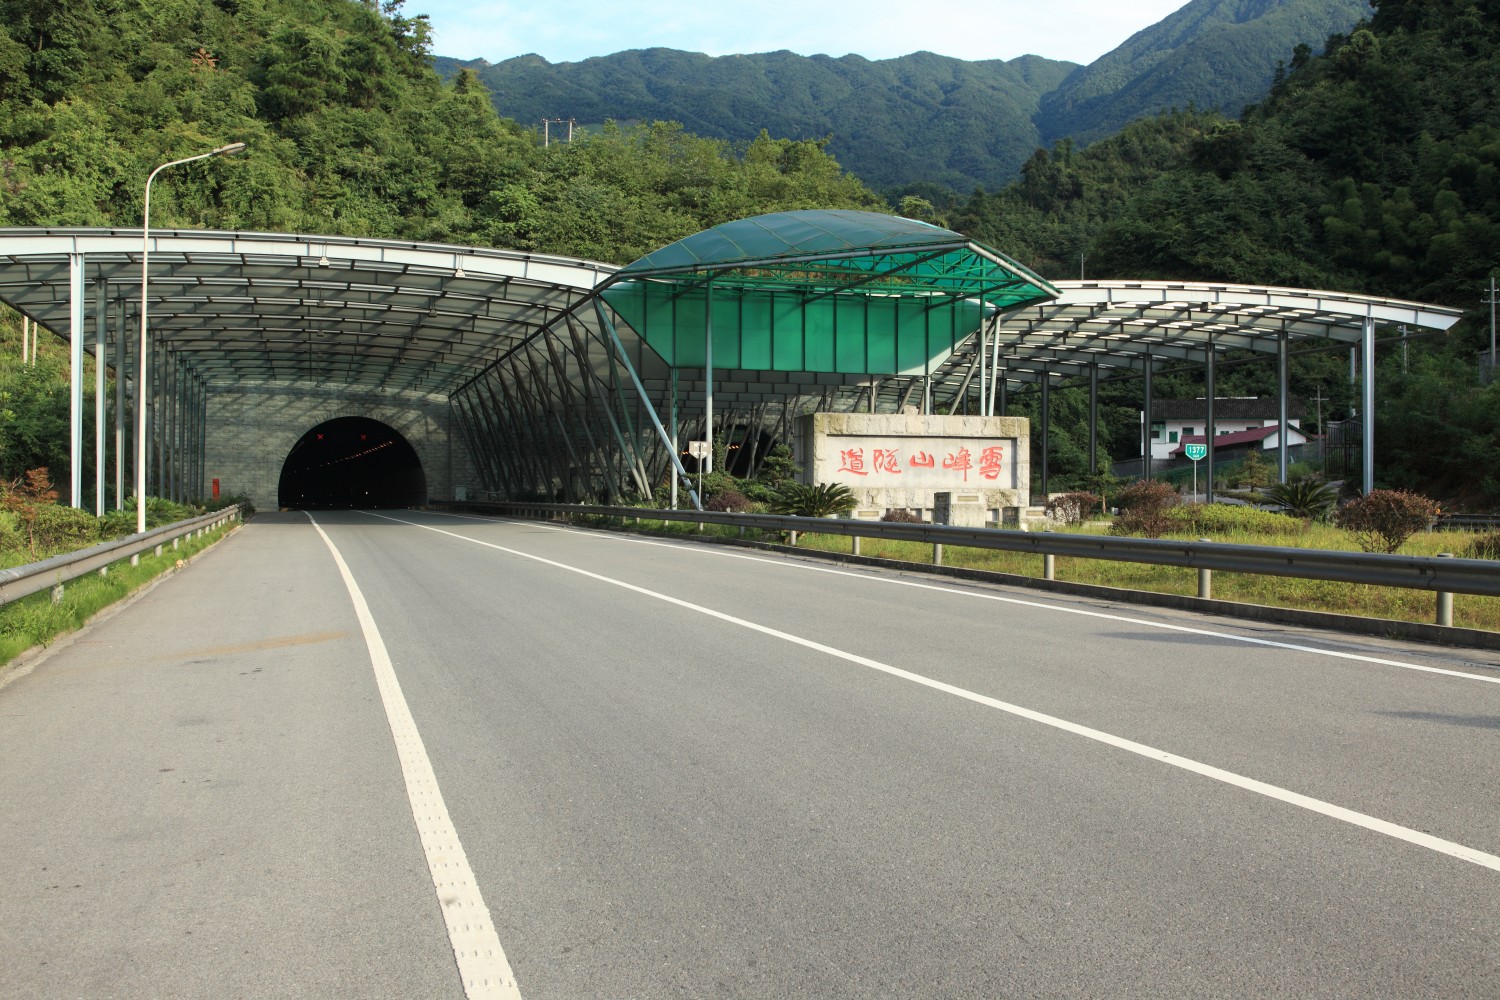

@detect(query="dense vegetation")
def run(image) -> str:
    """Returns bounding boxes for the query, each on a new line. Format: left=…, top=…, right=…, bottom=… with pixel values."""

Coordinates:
left=1039, top=0, right=1371, bottom=147
left=0, top=0, right=881, bottom=263
left=943, top=0, right=1500, bottom=506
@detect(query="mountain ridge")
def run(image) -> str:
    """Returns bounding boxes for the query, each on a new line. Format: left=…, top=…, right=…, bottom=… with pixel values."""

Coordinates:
left=434, top=0, right=1369, bottom=191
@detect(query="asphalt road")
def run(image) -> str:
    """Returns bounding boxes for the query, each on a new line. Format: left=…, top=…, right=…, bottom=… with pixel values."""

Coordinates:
left=2, top=509, right=1498, bottom=999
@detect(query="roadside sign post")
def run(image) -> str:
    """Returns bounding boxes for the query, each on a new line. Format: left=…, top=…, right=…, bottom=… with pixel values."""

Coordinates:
left=1184, top=442, right=1207, bottom=500
left=688, top=440, right=710, bottom=509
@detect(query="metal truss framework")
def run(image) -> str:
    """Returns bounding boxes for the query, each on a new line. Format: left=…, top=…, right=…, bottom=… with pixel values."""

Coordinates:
left=0, top=227, right=1465, bottom=512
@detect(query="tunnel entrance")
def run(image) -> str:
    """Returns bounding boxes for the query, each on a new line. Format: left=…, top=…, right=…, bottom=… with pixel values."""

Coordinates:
left=278, top=417, right=427, bottom=509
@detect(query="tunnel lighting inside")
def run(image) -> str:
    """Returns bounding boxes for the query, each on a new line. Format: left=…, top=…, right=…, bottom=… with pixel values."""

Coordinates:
left=278, top=417, right=426, bottom=509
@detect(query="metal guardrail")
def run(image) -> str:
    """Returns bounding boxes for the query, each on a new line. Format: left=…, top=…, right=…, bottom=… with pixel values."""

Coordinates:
left=450, top=501, right=1500, bottom=627
left=1436, top=513, right=1500, bottom=532
left=0, top=505, right=245, bottom=608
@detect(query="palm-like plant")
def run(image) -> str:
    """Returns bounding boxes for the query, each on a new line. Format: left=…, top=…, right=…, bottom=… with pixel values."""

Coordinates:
left=1265, top=479, right=1339, bottom=520
left=767, top=482, right=857, bottom=518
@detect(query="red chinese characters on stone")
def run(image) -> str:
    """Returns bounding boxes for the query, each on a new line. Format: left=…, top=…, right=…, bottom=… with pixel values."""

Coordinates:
left=908, top=451, right=936, bottom=469
left=942, top=447, right=973, bottom=481
left=838, top=448, right=869, bottom=476
left=979, top=446, right=1005, bottom=480
left=872, top=448, right=902, bottom=474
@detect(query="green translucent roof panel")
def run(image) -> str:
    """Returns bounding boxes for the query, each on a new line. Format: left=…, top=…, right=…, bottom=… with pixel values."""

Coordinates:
left=603, top=210, right=1059, bottom=373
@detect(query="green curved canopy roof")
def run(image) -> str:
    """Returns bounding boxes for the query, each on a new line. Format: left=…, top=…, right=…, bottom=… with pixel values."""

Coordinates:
left=603, top=210, right=1059, bottom=375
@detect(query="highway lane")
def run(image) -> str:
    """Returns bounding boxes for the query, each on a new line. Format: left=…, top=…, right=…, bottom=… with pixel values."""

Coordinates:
left=3, top=509, right=1498, bottom=998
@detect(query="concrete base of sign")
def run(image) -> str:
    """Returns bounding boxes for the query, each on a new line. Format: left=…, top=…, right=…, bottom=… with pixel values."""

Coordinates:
left=793, top=412, right=1030, bottom=526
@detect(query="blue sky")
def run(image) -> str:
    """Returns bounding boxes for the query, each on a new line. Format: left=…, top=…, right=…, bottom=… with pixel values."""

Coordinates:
left=409, top=1, right=1191, bottom=66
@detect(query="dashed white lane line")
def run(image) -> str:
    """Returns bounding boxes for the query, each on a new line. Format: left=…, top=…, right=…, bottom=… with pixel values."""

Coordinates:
left=426, top=509, right=1500, bottom=687
left=310, top=514, right=522, bottom=1000
left=367, top=511, right=1500, bottom=875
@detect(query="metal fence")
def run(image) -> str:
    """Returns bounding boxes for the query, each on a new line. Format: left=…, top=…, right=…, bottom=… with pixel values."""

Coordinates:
left=452, top=501, right=1500, bottom=628
left=0, top=505, right=245, bottom=608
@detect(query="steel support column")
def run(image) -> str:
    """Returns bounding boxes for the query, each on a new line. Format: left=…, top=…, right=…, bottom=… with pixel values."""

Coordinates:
left=1141, top=347, right=1153, bottom=482
left=1088, top=362, right=1099, bottom=475
left=1362, top=315, right=1376, bottom=495
left=1205, top=334, right=1217, bottom=504
left=69, top=253, right=85, bottom=508
left=594, top=300, right=702, bottom=510
left=1040, top=376, right=1051, bottom=499
left=115, top=297, right=126, bottom=509
left=1278, top=329, right=1290, bottom=484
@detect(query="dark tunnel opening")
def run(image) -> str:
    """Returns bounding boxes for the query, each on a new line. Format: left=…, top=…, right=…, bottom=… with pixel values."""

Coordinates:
left=278, top=417, right=427, bottom=509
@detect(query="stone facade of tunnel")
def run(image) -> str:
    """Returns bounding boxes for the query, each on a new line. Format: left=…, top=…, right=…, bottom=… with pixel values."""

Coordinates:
left=204, top=386, right=478, bottom=511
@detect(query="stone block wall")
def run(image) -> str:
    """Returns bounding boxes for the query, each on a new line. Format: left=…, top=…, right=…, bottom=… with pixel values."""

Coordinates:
left=204, top=386, right=475, bottom=510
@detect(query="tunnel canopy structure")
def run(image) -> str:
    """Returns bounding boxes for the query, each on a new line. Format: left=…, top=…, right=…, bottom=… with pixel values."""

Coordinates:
left=0, top=213, right=1465, bottom=513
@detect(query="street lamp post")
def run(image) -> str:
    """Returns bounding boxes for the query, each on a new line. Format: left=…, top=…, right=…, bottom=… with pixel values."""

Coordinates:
left=137, top=142, right=246, bottom=534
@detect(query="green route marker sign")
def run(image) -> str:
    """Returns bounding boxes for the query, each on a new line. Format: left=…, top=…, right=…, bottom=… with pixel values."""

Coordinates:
left=1184, top=443, right=1207, bottom=461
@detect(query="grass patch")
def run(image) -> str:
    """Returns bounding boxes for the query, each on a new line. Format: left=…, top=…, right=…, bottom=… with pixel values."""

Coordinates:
left=0, top=522, right=237, bottom=666
left=578, top=513, right=1499, bottom=633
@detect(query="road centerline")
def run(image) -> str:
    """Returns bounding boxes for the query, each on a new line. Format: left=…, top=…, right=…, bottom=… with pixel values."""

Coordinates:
left=309, top=514, right=522, bottom=1000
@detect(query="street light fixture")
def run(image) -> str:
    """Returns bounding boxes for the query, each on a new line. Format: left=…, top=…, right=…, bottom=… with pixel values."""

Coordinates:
left=137, top=142, right=246, bottom=533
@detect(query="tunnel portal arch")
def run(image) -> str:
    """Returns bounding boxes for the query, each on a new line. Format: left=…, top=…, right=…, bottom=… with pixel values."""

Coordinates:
left=278, top=416, right=427, bottom=509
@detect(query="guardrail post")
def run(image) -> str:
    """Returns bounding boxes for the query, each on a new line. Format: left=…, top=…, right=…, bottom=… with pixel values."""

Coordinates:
left=1198, top=539, right=1212, bottom=599
left=789, top=530, right=798, bottom=546
left=852, top=535, right=860, bottom=556
left=51, top=584, right=63, bottom=604
left=1436, top=552, right=1454, bottom=627
left=1044, top=553, right=1054, bottom=580
left=933, top=543, right=943, bottom=566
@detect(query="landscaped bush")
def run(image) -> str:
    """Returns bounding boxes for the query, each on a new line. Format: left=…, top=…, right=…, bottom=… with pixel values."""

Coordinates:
left=1165, top=503, right=1303, bottom=537
left=1334, top=489, right=1440, bottom=553
left=1109, top=479, right=1179, bottom=538
left=768, top=482, right=856, bottom=518
left=1265, top=479, right=1339, bottom=520
left=1045, top=491, right=1102, bottom=525
left=29, top=505, right=101, bottom=553
left=704, top=486, right=752, bottom=512
left=880, top=508, right=925, bottom=523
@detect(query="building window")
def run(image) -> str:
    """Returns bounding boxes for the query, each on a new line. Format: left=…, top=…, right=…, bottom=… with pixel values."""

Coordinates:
left=1183, top=427, right=1194, bottom=437
left=1150, top=422, right=1165, bottom=440
left=1169, top=430, right=1179, bottom=443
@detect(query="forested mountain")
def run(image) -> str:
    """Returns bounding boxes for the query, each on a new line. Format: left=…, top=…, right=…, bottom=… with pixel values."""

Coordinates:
left=437, top=48, right=1076, bottom=193
left=950, top=0, right=1500, bottom=503
left=436, top=0, right=1367, bottom=192
left=1039, top=0, right=1372, bottom=146
left=0, top=0, right=881, bottom=266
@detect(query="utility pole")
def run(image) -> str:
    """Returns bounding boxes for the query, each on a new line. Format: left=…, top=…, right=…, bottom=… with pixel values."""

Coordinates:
left=541, top=118, right=577, bottom=147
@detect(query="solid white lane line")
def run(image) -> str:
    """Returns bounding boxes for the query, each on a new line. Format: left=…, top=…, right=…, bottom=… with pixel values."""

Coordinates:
left=424, top=510, right=1500, bottom=686
left=368, top=511, right=1500, bottom=874
left=309, top=515, right=522, bottom=1000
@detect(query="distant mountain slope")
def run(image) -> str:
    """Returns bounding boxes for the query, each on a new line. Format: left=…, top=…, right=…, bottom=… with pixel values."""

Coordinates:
left=1038, top=0, right=1371, bottom=145
left=432, top=0, right=1369, bottom=191
left=438, top=49, right=1077, bottom=192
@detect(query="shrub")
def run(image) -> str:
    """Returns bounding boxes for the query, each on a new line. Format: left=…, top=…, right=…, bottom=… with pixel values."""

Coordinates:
left=1109, top=479, right=1179, bottom=538
left=1045, top=491, right=1102, bottom=526
left=1462, top=531, right=1500, bottom=560
left=30, top=505, right=101, bottom=554
left=1265, top=479, right=1339, bottom=520
left=880, top=508, right=926, bottom=523
left=768, top=482, right=857, bottom=518
left=1334, top=489, right=1440, bottom=553
left=704, top=486, right=752, bottom=512
left=1165, top=503, right=1303, bottom=537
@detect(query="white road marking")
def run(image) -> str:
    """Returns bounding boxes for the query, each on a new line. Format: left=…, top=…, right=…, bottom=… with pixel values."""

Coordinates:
left=369, top=511, right=1500, bottom=874
left=426, top=509, right=1500, bottom=686
left=309, top=515, right=522, bottom=1000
